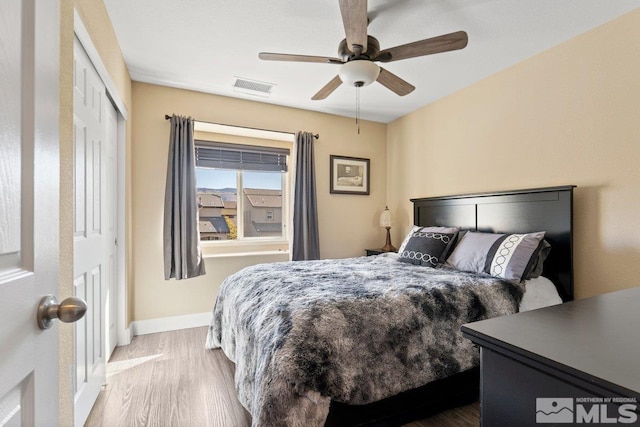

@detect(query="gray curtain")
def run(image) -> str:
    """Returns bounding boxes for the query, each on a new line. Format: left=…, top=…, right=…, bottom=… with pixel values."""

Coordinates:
left=163, top=115, right=206, bottom=279
left=292, top=131, right=320, bottom=260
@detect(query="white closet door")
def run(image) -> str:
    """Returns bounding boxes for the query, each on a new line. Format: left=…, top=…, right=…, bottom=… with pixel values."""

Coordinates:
left=72, top=36, right=118, bottom=427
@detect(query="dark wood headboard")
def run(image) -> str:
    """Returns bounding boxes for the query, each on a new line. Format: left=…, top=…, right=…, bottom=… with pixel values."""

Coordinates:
left=411, top=186, right=575, bottom=302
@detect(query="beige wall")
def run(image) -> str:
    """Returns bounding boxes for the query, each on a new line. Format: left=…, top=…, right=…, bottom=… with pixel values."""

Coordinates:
left=131, top=82, right=387, bottom=321
left=387, top=9, right=640, bottom=300
left=58, top=0, right=133, bottom=424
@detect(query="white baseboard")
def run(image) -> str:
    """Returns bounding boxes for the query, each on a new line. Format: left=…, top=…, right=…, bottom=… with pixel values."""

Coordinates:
left=131, top=312, right=212, bottom=337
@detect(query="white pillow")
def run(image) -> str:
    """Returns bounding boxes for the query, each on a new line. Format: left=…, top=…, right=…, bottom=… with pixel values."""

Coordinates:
left=519, top=276, right=563, bottom=312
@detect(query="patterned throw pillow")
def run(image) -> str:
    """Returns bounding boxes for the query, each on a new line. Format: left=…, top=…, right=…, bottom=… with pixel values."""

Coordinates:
left=398, top=227, right=458, bottom=268
left=444, top=231, right=546, bottom=282
left=398, top=226, right=460, bottom=258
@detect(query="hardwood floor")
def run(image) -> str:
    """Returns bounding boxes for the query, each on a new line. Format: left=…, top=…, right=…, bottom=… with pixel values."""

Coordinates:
left=85, top=327, right=479, bottom=426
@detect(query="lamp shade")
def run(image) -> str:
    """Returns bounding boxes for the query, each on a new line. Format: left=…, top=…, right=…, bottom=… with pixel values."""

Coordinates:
left=379, top=206, right=392, bottom=227
left=339, top=60, right=380, bottom=87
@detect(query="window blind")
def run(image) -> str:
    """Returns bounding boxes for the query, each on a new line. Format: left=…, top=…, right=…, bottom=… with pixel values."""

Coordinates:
left=195, top=140, right=289, bottom=172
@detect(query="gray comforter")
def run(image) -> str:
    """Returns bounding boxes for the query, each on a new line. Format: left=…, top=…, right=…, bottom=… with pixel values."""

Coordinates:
left=206, top=254, right=524, bottom=427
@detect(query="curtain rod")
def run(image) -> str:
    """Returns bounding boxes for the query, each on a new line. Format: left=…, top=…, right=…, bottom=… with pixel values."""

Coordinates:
left=164, top=114, right=319, bottom=139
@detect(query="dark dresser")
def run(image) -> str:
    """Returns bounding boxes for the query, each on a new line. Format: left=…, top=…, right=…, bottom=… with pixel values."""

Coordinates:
left=462, top=286, right=640, bottom=426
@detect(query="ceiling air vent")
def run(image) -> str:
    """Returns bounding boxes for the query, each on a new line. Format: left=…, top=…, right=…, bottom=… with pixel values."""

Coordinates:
left=233, top=77, right=275, bottom=97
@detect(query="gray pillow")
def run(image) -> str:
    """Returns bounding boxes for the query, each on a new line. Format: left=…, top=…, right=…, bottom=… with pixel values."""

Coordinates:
left=445, top=231, right=546, bottom=282
left=523, top=239, right=552, bottom=280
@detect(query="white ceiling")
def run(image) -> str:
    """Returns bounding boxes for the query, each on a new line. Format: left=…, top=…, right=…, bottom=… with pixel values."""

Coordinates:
left=103, top=0, right=640, bottom=123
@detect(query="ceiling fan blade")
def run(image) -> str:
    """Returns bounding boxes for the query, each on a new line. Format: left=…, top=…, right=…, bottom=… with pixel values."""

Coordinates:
left=311, top=75, right=343, bottom=100
left=376, top=67, right=415, bottom=96
left=339, top=0, right=368, bottom=55
left=377, top=31, right=468, bottom=63
left=259, top=52, right=343, bottom=64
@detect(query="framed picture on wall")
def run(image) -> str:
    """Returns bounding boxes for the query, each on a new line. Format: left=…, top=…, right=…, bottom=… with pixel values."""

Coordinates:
left=330, top=155, right=370, bottom=195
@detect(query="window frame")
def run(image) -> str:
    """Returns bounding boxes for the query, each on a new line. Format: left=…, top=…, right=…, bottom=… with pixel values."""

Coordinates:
left=233, top=168, right=288, bottom=242
left=195, top=138, right=292, bottom=255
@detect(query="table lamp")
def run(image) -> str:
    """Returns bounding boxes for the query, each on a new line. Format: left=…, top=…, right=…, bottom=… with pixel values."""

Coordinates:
left=379, top=206, right=396, bottom=252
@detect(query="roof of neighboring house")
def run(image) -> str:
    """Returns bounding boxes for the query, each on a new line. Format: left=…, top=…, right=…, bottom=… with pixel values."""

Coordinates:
left=199, top=216, right=230, bottom=233
left=199, top=207, right=223, bottom=217
left=244, top=188, right=281, bottom=196
left=243, top=188, right=282, bottom=208
left=224, top=201, right=237, bottom=209
left=251, top=222, right=282, bottom=233
left=198, top=193, right=224, bottom=208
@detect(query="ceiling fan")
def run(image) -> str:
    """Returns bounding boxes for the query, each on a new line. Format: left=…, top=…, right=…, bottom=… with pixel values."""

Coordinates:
left=258, top=0, right=468, bottom=100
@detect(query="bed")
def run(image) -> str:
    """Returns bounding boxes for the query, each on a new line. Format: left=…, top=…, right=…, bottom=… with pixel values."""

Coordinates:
left=206, top=186, right=575, bottom=426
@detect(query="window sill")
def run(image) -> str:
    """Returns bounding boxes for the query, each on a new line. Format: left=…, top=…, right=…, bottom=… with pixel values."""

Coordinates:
left=201, top=240, right=289, bottom=259
left=203, top=250, right=289, bottom=259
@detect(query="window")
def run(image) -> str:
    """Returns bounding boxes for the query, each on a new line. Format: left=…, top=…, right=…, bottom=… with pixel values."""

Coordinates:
left=195, top=140, right=289, bottom=243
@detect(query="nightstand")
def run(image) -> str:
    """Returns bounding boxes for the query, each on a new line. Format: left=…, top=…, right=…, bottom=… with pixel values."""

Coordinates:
left=365, top=249, right=396, bottom=256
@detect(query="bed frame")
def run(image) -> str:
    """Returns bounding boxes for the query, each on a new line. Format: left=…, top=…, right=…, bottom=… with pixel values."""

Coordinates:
left=412, top=185, right=575, bottom=302
left=326, top=185, right=575, bottom=426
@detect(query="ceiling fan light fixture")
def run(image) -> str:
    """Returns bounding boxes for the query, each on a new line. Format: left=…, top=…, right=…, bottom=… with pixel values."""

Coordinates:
left=338, top=60, right=380, bottom=87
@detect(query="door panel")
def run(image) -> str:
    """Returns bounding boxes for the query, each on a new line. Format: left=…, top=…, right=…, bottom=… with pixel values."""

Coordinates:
left=0, top=0, right=22, bottom=269
left=0, top=376, right=34, bottom=427
left=0, top=0, right=60, bottom=425
left=73, top=118, right=86, bottom=237
left=74, top=274, right=87, bottom=394
left=89, top=265, right=103, bottom=368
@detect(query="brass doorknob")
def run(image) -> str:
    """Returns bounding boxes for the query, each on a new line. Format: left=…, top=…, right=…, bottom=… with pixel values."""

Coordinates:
left=37, top=295, right=87, bottom=330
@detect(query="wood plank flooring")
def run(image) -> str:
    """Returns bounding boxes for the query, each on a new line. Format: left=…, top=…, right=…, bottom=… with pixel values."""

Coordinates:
left=85, top=327, right=479, bottom=426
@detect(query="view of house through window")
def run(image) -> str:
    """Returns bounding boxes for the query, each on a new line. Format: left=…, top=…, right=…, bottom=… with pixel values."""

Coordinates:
left=195, top=141, right=287, bottom=242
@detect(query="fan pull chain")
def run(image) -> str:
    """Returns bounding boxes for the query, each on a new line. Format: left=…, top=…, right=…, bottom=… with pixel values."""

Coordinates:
left=355, top=84, right=361, bottom=134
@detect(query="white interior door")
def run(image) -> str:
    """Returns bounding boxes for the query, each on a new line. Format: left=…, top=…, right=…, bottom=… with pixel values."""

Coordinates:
left=72, top=37, right=117, bottom=427
left=0, top=0, right=60, bottom=425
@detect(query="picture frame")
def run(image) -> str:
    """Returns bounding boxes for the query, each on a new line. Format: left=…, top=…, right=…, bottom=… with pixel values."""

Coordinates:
left=329, top=155, right=370, bottom=195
